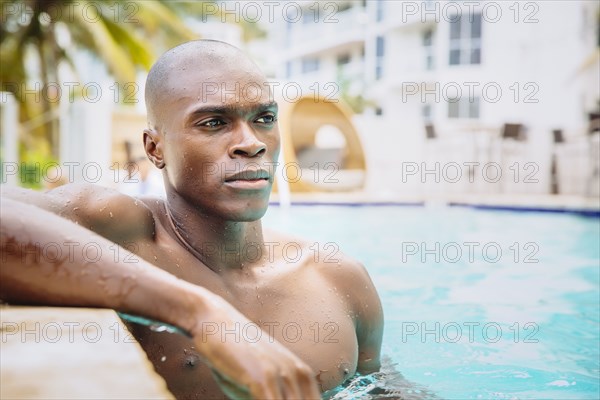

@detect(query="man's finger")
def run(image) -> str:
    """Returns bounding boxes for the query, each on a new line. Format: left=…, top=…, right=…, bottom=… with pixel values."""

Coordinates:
left=298, top=370, right=322, bottom=400
left=280, top=373, right=304, bottom=400
left=250, top=379, right=286, bottom=400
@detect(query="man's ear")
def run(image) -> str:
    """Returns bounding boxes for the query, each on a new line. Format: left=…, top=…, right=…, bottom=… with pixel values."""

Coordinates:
left=143, top=128, right=165, bottom=169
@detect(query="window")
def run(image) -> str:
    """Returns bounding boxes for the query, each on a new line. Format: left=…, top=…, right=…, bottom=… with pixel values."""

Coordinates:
left=448, top=97, right=480, bottom=119
left=337, top=53, right=351, bottom=66
left=302, top=7, right=314, bottom=24
left=376, top=0, right=384, bottom=22
left=422, top=104, right=432, bottom=121
left=338, top=2, right=352, bottom=13
left=449, top=13, right=482, bottom=65
left=302, top=57, right=320, bottom=73
left=423, top=29, right=433, bottom=46
left=285, top=20, right=292, bottom=46
left=597, top=9, right=600, bottom=46
left=375, top=36, right=385, bottom=80
left=422, top=29, right=434, bottom=70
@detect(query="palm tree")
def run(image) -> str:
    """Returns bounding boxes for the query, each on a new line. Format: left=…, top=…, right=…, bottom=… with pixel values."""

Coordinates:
left=0, top=0, right=206, bottom=182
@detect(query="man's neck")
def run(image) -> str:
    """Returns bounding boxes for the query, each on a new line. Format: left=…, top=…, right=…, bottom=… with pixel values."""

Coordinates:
left=164, top=195, right=267, bottom=273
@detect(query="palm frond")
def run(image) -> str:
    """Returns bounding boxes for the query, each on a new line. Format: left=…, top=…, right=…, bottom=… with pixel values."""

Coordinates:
left=134, top=1, right=197, bottom=41
left=71, top=1, right=137, bottom=83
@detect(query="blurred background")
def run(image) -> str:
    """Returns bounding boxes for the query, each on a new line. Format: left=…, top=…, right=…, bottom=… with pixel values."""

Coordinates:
left=2, top=2, right=600, bottom=398
left=1, top=0, right=599, bottom=208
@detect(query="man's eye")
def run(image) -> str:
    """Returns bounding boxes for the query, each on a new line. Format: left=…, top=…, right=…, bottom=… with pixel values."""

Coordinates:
left=255, top=115, right=277, bottom=124
left=198, top=119, right=225, bottom=128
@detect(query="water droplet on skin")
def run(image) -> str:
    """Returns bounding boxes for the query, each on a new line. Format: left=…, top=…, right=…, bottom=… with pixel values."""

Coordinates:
left=185, top=356, right=197, bottom=367
left=150, top=324, right=169, bottom=333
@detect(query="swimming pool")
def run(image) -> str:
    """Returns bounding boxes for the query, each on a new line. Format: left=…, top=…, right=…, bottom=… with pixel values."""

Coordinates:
left=262, top=205, right=600, bottom=399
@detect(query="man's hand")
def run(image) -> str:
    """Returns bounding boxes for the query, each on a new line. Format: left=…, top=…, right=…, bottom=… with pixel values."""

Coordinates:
left=190, top=298, right=321, bottom=400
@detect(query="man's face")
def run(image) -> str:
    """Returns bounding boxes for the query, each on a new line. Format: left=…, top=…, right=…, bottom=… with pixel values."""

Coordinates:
left=158, top=62, right=280, bottom=221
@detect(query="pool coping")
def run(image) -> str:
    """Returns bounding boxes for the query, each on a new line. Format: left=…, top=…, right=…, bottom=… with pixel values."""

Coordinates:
left=0, top=306, right=174, bottom=399
left=268, top=193, right=600, bottom=217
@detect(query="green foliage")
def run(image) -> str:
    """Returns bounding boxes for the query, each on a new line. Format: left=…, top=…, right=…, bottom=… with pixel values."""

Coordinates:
left=17, top=142, right=58, bottom=189
left=0, top=0, right=201, bottom=177
left=1, top=0, right=264, bottom=185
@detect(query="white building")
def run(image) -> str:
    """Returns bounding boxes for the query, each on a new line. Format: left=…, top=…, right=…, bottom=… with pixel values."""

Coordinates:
left=5, top=1, right=596, bottom=199
left=255, top=0, right=600, bottom=198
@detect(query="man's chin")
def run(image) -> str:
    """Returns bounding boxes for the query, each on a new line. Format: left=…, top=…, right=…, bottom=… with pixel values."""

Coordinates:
left=225, top=203, right=269, bottom=222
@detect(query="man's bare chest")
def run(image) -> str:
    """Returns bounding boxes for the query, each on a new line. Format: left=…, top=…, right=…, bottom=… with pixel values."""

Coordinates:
left=130, top=231, right=359, bottom=391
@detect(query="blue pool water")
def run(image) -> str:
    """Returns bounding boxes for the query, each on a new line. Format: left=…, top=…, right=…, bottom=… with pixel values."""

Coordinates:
left=262, top=205, right=600, bottom=399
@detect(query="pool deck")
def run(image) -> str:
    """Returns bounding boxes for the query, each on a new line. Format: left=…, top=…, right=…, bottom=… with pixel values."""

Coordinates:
left=0, top=306, right=173, bottom=399
left=269, top=192, right=600, bottom=215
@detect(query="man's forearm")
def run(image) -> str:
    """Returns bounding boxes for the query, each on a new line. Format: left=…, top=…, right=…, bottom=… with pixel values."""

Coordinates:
left=0, top=197, right=214, bottom=334
left=0, top=196, right=322, bottom=399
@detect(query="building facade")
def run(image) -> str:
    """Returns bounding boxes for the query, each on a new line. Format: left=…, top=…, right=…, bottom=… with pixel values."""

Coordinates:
left=255, top=0, right=600, bottom=197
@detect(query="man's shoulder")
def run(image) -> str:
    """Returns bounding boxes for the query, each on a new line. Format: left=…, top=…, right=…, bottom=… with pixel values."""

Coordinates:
left=48, top=183, right=159, bottom=244
left=263, top=228, right=370, bottom=289
left=314, top=249, right=371, bottom=291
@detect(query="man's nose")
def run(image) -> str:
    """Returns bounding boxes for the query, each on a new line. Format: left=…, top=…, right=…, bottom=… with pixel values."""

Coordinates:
left=229, top=122, right=266, bottom=158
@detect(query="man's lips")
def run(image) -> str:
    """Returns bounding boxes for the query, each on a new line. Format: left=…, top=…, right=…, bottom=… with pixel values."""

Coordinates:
left=224, top=169, right=270, bottom=182
left=224, top=169, right=271, bottom=189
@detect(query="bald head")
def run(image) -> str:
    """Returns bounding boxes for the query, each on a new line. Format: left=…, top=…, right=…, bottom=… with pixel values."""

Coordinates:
left=145, top=40, right=265, bottom=130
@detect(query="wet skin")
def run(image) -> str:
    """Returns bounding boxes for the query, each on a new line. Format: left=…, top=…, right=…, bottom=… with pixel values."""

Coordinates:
left=2, top=43, right=383, bottom=399
left=124, top=200, right=369, bottom=398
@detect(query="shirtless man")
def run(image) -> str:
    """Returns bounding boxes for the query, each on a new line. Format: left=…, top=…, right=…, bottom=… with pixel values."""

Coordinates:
left=0, top=40, right=383, bottom=399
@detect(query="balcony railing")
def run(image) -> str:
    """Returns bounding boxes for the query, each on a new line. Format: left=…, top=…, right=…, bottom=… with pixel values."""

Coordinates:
left=286, top=6, right=367, bottom=49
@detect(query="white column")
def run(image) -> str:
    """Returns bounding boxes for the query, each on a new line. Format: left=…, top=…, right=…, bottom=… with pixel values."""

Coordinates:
left=1, top=92, right=19, bottom=186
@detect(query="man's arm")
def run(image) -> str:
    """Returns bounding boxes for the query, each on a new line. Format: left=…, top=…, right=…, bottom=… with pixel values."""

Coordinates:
left=0, top=197, right=321, bottom=399
left=1, top=183, right=154, bottom=246
left=323, top=256, right=384, bottom=374
left=352, top=262, right=384, bottom=374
